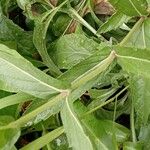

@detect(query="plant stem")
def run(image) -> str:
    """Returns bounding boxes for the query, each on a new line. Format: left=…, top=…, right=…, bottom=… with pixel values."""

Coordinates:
left=113, top=96, right=117, bottom=123
left=81, top=86, right=129, bottom=118
left=0, top=91, right=68, bottom=129
left=69, top=8, right=107, bottom=41
left=0, top=93, right=34, bottom=110
left=119, top=17, right=145, bottom=46
left=62, top=0, right=87, bottom=36
left=41, top=123, right=53, bottom=150
left=71, top=50, right=116, bottom=89
left=130, top=99, right=137, bottom=142
left=20, top=127, right=64, bottom=150
left=44, top=0, right=55, bottom=9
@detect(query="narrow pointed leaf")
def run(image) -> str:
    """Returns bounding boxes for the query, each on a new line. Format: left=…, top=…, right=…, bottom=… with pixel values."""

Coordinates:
left=0, top=116, right=20, bottom=150
left=120, top=18, right=150, bottom=49
left=0, top=93, right=34, bottom=110
left=59, top=47, right=114, bottom=101
left=97, top=12, right=130, bottom=33
left=33, top=1, right=67, bottom=76
left=74, top=101, right=130, bottom=150
left=3, top=92, right=68, bottom=128
left=20, top=127, right=64, bottom=150
left=61, top=98, right=94, bottom=150
left=0, top=44, right=67, bottom=99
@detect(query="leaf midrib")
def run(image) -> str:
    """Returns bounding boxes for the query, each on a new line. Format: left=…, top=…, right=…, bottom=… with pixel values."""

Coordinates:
left=0, top=57, right=63, bottom=92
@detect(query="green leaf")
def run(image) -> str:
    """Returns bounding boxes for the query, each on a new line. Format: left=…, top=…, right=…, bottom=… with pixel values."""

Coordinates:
left=16, top=0, right=30, bottom=10
left=0, top=0, right=11, bottom=15
left=109, top=0, right=148, bottom=16
left=129, top=76, right=150, bottom=127
left=88, top=88, right=118, bottom=111
left=123, top=142, right=143, bottom=150
left=52, top=13, right=71, bottom=36
left=20, top=127, right=64, bottom=150
left=97, top=12, right=130, bottom=33
left=50, top=133, right=70, bottom=150
left=59, top=47, right=114, bottom=101
left=0, top=116, right=20, bottom=150
left=120, top=18, right=150, bottom=49
left=115, top=46, right=150, bottom=78
left=0, top=13, right=36, bottom=56
left=147, top=0, right=150, bottom=11
left=0, top=44, right=67, bottom=99
left=0, top=93, right=34, bottom=110
left=68, top=8, right=103, bottom=39
left=11, top=146, right=17, bottom=150
left=61, top=98, right=94, bottom=150
left=116, top=46, right=150, bottom=126
left=23, top=96, right=64, bottom=126
left=0, top=92, right=68, bottom=128
left=87, top=0, right=103, bottom=26
left=71, top=50, right=115, bottom=89
left=33, top=1, right=67, bottom=76
left=74, top=101, right=130, bottom=150
left=49, top=33, right=99, bottom=69
left=16, top=0, right=33, bottom=19
left=139, top=124, right=150, bottom=150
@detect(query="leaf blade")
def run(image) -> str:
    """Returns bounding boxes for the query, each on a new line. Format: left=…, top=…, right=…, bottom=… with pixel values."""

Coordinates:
left=61, top=98, right=94, bottom=150
left=0, top=44, right=67, bottom=98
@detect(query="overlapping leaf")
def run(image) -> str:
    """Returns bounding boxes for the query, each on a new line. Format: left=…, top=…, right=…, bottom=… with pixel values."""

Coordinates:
left=49, top=33, right=99, bottom=69
left=129, top=76, right=150, bottom=127
left=116, top=46, right=150, bottom=77
left=97, top=12, right=130, bottom=33
left=61, top=98, right=94, bottom=150
left=109, top=0, right=148, bottom=16
left=0, top=44, right=67, bottom=99
left=115, top=46, right=150, bottom=128
left=74, top=101, right=130, bottom=150
left=0, top=116, right=20, bottom=150
left=0, top=12, right=36, bottom=56
left=33, top=1, right=67, bottom=76
left=120, top=18, right=150, bottom=49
